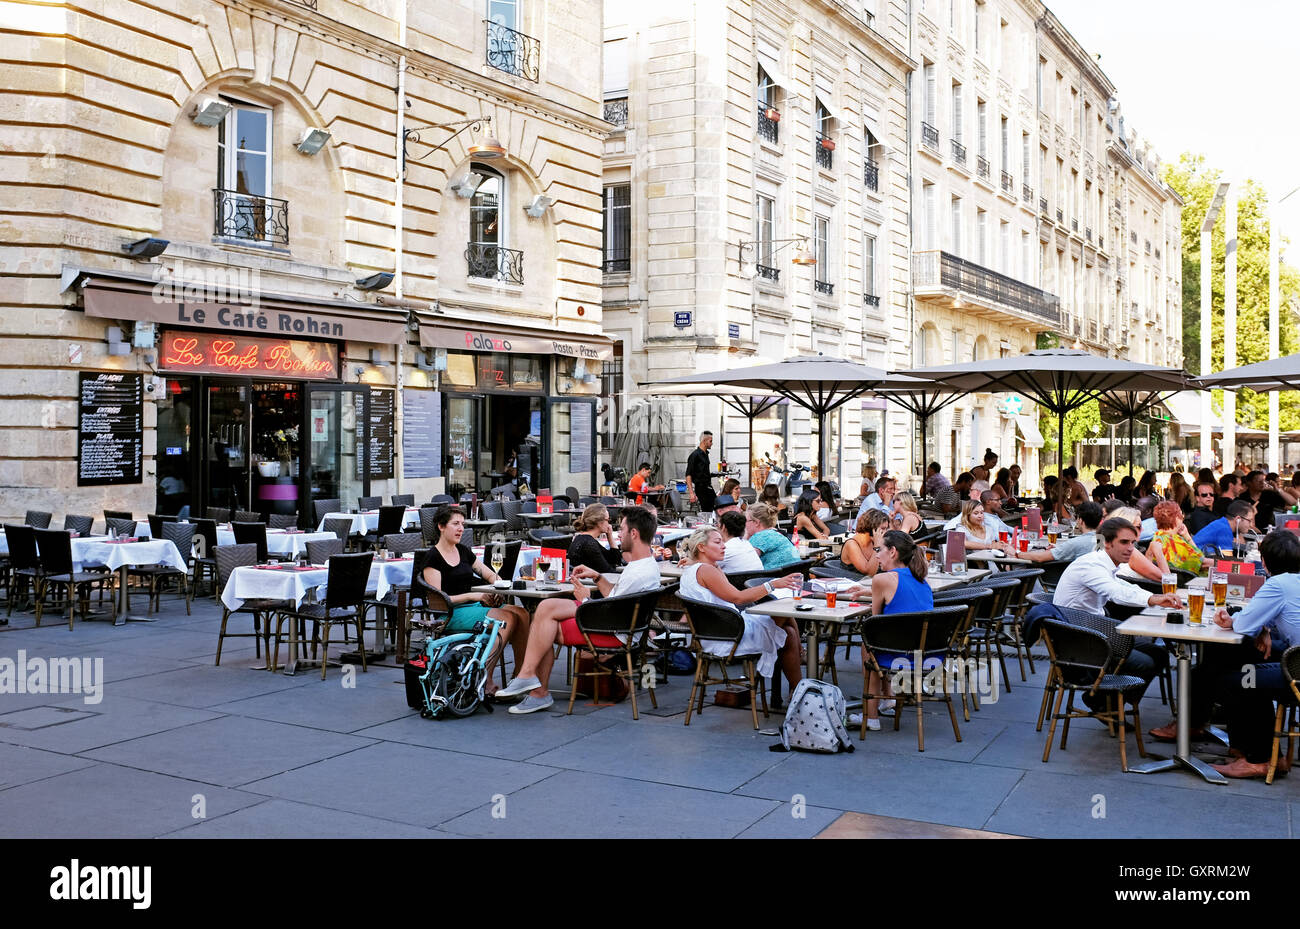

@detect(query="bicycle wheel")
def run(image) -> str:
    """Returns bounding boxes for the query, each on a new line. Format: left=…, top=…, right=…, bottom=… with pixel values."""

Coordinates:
left=433, top=643, right=483, bottom=718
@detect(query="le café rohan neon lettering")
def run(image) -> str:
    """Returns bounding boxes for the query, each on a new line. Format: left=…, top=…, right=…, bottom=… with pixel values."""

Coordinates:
left=159, top=331, right=339, bottom=380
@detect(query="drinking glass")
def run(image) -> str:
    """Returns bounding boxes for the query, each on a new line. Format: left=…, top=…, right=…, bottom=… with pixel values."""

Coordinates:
left=537, top=559, right=551, bottom=583
left=491, top=545, right=505, bottom=578
left=1161, top=573, right=1177, bottom=597
left=1187, top=587, right=1206, bottom=625
left=790, top=576, right=804, bottom=600
left=1211, top=572, right=1228, bottom=608
left=825, top=588, right=838, bottom=609
left=1047, top=528, right=1059, bottom=545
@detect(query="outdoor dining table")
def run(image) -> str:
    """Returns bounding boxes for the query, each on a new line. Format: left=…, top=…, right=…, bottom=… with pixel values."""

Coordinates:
left=746, top=592, right=873, bottom=679
left=315, top=508, right=421, bottom=534
left=520, top=509, right=580, bottom=526
left=71, top=536, right=188, bottom=626
left=965, top=550, right=1036, bottom=568
left=215, top=527, right=337, bottom=558
left=463, top=518, right=506, bottom=536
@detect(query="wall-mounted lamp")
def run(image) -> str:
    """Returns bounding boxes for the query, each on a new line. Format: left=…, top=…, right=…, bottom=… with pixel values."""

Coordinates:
left=122, top=237, right=169, bottom=260
left=403, top=116, right=504, bottom=170
left=735, top=237, right=816, bottom=271
left=450, top=172, right=485, bottom=198
left=368, top=348, right=390, bottom=367
left=524, top=194, right=554, bottom=218
left=106, top=325, right=131, bottom=356
left=191, top=98, right=230, bottom=127
left=296, top=127, right=331, bottom=155
left=355, top=271, right=395, bottom=291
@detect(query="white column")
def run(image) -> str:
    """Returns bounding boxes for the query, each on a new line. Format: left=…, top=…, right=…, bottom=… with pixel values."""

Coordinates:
left=1223, top=185, right=1237, bottom=472
left=1200, top=222, right=1213, bottom=471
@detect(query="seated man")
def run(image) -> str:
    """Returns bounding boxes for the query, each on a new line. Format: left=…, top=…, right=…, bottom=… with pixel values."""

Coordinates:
left=1021, top=501, right=1102, bottom=564
left=718, top=509, right=762, bottom=573
left=979, top=489, right=1008, bottom=521
left=1192, top=498, right=1256, bottom=556
left=497, top=505, right=663, bottom=714
left=713, top=494, right=741, bottom=516
left=1150, top=530, right=1300, bottom=778
left=627, top=461, right=664, bottom=505
left=854, top=475, right=896, bottom=521
left=1091, top=469, right=1116, bottom=503
left=1184, top=480, right=1220, bottom=535
left=924, top=462, right=951, bottom=498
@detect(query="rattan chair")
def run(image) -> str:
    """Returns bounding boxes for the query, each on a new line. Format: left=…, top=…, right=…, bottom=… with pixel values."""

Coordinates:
left=206, top=506, right=232, bottom=524
left=104, top=509, right=133, bottom=523
left=678, top=595, right=771, bottom=730
left=429, top=494, right=455, bottom=506
left=418, top=506, right=440, bottom=546
left=987, top=567, right=1045, bottom=682
left=502, top=499, right=525, bottom=539
left=5, top=524, right=43, bottom=616
left=128, top=521, right=194, bottom=614
left=528, top=528, right=569, bottom=546
left=32, top=529, right=102, bottom=629
left=357, top=496, right=382, bottom=511
left=1267, top=646, right=1300, bottom=784
left=62, top=514, right=94, bottom=536
left=232, top=521, right=272, bottom=563
left=961, top=574, right=1022, bottom=695
left=25, top=510, right=52, bottom=529
left=931, top=585, right=996, bottom=721
left=323, top=515, right=355, bottom=548
left=564, top=586, right=672, bottom=719
left=1039, top=616, right=1148, bottom=772
left=273, top=552, right=374, bottom=679
left=268, top=512, right=299, bottom=530
left=305, top=538, right=343, bottom=564
left=391, top=494, right=415, bottom=507
left=192, top=518, right=220, bottom=598
left=312, top=498, right=341, bottom=526
left=361, top=505, right=406, bottom=550
left=213, top=544, right=288, bottom=666
left=381, top=532, right=424, bottom=555
left=232, top=509, right=260, bottom=524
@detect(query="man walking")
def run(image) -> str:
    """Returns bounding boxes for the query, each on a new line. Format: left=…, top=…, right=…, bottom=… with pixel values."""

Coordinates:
left=685, top=431, right=716, bottom=513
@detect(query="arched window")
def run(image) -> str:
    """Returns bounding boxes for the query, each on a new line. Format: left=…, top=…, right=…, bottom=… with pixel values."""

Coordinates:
left=468, top=166, right=521, bottom=283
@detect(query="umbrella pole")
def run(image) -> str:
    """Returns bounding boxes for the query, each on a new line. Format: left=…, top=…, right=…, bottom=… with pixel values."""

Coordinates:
left=818, top=411, right=828, bottom=484
left=1058, top=410, right=1065, bottom=476
left=748, top=414, right=755, bottom=489
left=1128, top=414, right=1135, bottom=478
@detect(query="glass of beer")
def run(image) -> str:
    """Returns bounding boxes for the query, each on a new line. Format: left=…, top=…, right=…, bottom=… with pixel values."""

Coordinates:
left=998, top=529, right=1009, bottom=544
left=825, top=588, right=838, bottom=609
left=1018, top=535, right=1029, bottom=553
left=1211, top=572, right=1228, bottom=608
left=1187, top=586, right=1206, bottom=625
left=1161, top=573, right=1178, bottom=597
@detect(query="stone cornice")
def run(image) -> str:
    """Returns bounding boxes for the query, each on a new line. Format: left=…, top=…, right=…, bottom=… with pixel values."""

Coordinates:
left=1036, top=9, right=1115, bottom=99
left=809, top=0, right=918, bottom=73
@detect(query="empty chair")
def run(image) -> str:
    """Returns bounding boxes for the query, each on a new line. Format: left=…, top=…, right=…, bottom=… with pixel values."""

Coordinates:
left=931, top=585, right=996, bottom=720
left=128, top=521, right=194, bottom=614
left=305, top=537, right=343, bottom=564
left=5, top=524, right=44, bottom=616
left=565, top=486, right=582, bottom=506
left=324, top=515, right=355, bottom=547
left=312, top=498, right=341, bottom=526
left=429, top=494, right=455, bottom=506
left=528, top=528, right=569, bottom=546
left=146, top=514, right=175, bottom=539
left=206, top=506, right=232, bottom=524
left=357, top=496, right=382, bottom=511
left=104, top=509, right=133, bottom=523
left=213, top=544, right=284, bottom=666
left=391, top=494, right=415, bottom=507
left=366, top=505, right=407, bottom=549
left=381, top=532, right=424, bottom=555
left=480, top=539, right=523, bottom=581
left=986, top=567, right=1046, bottom=682
left=739, top=486, right=759, bottom=504
left=479, top=499, right=505, bottom=523
left=62, top=514, right=94, bottom=536
left=502, top=499, right=525, bottom=537
left=268, top=512, right=299, bottom=530
left=33, top=529, right=102, bottom=629
left=233, top=509, right=261, bottom=524
left=105, top=517, right=138, bottom=538
left=192, top=518, right=220, bottom=597
left=273, top=552, right=374, bottom=680
left=25, top=510, right=52, bottom=529
left=232, top=521, right=271, bottom=564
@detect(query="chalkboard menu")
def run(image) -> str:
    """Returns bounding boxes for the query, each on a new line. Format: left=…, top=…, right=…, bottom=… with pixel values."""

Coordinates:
left=78, top=371, right=143, bottom=486
left=355, top=389, right=394, bottom=480
left=402, top=389, right=442, bottom=479
left=570, top=402, right=593, bottom=470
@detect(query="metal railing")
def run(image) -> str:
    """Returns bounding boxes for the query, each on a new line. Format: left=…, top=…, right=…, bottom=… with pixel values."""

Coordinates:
left=864, top=159, right=879, bottom=191
left=757, top=104, right=779, bottom=143
left=1001, top=170, right=1014, bottom=193
left=1040, top=197, right=1049, bottom=216
left=485, top=20, right=540, bottom=81
left=1023, top=183, right=1033, bottom=204
left=815, top=132, right=833, bottom=169
left=977, top=155, right=990, bottom=179
left=756, top=264, right=780, bottom=282
left=603, top=97, right=628, bottom=127
left=913, top=250, right=1060, bottom=323
left=921, top=122, right=939, bottom=151
left=864, top=293, right=881, bottom=307
left=602, top=251, right=630, bottom=273
left=951, top=139, right=967, bottom=165
left=814, top=279, right=834, bottom=295
left=213, top=189, right=289, bottom=245
left=466, top=242, right=524, bottom=285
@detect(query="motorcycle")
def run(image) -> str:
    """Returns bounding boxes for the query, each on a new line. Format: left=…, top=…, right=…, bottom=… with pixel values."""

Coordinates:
left=763, top=455, right=812, bottom=499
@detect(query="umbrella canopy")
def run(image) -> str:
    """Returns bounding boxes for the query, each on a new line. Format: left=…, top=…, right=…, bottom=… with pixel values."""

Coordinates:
left=1194, top=353, right=1300, bottom=392
left=648, top=355, right=927, bottom=478
left=630, top=384, right=782, bottom=485
left=898, top=349, right=1191, bottom=472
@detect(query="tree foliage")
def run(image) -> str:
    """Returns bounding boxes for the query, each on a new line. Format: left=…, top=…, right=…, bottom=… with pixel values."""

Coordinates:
left=1162, top=153, right=1300, bottom=430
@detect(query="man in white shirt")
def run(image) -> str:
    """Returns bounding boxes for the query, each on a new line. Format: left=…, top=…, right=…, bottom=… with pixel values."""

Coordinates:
left=718, top=510, right=763, bottom=573
left=854, top=476, right=896, bottom=522
left=499, top=505, right=663, bottom=713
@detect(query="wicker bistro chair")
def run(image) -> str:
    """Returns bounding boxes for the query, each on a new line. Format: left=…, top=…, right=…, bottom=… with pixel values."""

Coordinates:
left=678, top=595, right=772, bottom=731
left=272, top=552, right=374, bottom=680
left=1039, top=616, right=1149, bottom=772
left=858, top=605, right=967, bottom=751
left=305, top=538, right=343, bottom=565
left=25, top=510, right=52, bottom=529
left=564, top=586, right=674, bottom=720
left=1267, top=646, right=1300, bottom=784
left=104, top=509, right=134, bottom=523
left=961, top=574, right=1022, bottom=696
left=481, top=539, right=524, bottom=582
left=429, top=494, right=455, bottom=506
left=360, top=505, right=406, bottom=550
left=391, top=494, right=415, bottom=507
left=213, top=544, right=288, bottom=666
left=323, top=516, right=355, bottom=548
left=1036, top=557, right=1072, bottom=592
left=312, top=499, right=341, bottom=526
left=985, top=567, right=1045, bottom=683
left=5, top=524, right=46, bottom=616
left=32, top=529, right=106, bottom=629
left=192, top=518, right=220, bottom=598
left=502, top=499, right=526, bottom=539
left=364, top=548, right=431, bottom=661
left=358, top=496, right=382, bottom=511
left=268, top=512, right=299, bottom=530
left=381, top=532, right=424, bottom=555
left=930, top=585, right=996, bottom=721
left=233, top=509, right=261, bottom=524
left=147, top=513, right=180, bottom=538
left=810, top=558, right=858, bottom=581
left=419, top=507, right=440, bottom=546
left=528, top=528, right=570, bottom=546
left=206, top=506, right=232, bottom=524
left=232, top=521, right=273, bottom=564
left=127, top=521, right=195, bottom=614
left=62, top=514, right=94, bottom=536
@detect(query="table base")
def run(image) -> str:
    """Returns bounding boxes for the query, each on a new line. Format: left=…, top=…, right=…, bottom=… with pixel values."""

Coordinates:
left=113, top=565, right=156, bottom=626
left=1128, top=753, right=1229, bottom=785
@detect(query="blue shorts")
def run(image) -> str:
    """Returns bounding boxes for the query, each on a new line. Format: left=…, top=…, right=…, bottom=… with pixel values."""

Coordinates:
left=446, top=602, right=492, bottom=632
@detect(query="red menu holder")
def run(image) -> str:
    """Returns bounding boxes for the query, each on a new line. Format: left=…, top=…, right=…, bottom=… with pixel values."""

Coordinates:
left=1024, top=506, right=1042, bottom=534
left=1216, top=560, right=1255, bottom=576
left=540, top=546, right=567, bottom=580
left=943, top=530, right=966, bottom=572
left=538, top=494, right=553, bottom=516
left=470, top=493, right=479, bottom=519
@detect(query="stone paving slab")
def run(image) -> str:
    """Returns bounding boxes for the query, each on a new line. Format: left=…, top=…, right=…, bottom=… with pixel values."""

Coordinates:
left=162, top=797, right=445, bottom=838
left=0, top=695, right=222, bottom=755
left=0, top=741, right=98, bottom=790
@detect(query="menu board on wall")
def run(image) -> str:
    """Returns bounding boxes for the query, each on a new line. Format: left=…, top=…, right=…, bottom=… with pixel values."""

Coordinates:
left=570, top=402, right=593, bottom=470
left=355, top=389, right=394, bottom=480
left=402, top=389, right=442, bottom=479
left=77, top=372, right=143, bottom=486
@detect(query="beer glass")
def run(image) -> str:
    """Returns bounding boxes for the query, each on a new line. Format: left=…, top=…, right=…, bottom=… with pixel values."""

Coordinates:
left=1211, top=572, right=1228, bottom=608
left=825, top=588, right=838, bottom=608
left=1187, top=587, right=1206, bottom=625
left=1161, top=573, right=1177, bottom=597
left=1047, top=527, right=1058, bottom=545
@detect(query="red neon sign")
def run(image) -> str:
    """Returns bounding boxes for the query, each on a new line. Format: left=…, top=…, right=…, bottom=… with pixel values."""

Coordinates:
left=160, top=331, right=338, bottom=379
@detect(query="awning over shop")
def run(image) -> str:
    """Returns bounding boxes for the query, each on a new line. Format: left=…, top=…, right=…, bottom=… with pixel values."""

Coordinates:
left=1015, top=413, right=1044, bottom=448
left=64, top=267, right=408, bottom=345
left=420, top=317, right=615, bottom=361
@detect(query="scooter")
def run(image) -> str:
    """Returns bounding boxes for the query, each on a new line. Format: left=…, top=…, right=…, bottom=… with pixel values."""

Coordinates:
left=763, top=455, right=811, bottom=499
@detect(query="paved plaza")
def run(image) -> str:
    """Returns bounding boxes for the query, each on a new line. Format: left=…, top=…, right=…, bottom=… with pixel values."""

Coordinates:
left=1, top=593, right=1297, bottom=840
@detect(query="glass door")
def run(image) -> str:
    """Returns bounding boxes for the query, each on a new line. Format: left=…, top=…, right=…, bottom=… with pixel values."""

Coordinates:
left=206, top=382, right=252, bottom=513
left=446, top=395, right=483, bottom=496
left=156, top=377, right=195, bottom=517
left=306, top=385, right=368, bottom=518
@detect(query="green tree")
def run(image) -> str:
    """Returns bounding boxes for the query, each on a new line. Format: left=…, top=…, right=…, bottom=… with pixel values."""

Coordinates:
left=1162, top=153, right=1300, bottom=430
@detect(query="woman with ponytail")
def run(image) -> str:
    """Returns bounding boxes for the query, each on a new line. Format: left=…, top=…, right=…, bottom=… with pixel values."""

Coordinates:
left=566, top=504, right=623, bottom=573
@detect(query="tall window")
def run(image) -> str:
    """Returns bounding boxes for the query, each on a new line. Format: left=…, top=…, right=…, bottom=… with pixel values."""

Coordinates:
left=469, top=166, right=513, bottom=281
left=951, top=196, right=962, bottom=256
left=951, top=82, right=963, bottom=143
left=923, top=182, right=937, bottom=250
left=815, top=100, right=834, bottom=169
left=976, top=208, right=987, bottom=265
left=757, top=65, right=779, bottom=143
left=1000, top=219, right=1010, bottom=275
left=814, top=215, right=831, bottom=290
left=755, top=194, right=775, bottom=272
left=1000, top=116, right=1009, bottom=171
left=1022, top=132, right=1031, bottom=181
left=977, top=100, right=987, bottom=158
left=863, top=234, right=877, bottom=299
left=1022, top=231, right=1031, bottom=284
left=216, top=101, right=278, bottom=243
left=602, top=184, right=630, bottom=272
left=924, top=63, right=937, bottom=126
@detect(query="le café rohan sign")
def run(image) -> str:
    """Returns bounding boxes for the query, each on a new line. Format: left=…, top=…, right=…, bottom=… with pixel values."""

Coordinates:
left=159, top=331, right=339, bottom=380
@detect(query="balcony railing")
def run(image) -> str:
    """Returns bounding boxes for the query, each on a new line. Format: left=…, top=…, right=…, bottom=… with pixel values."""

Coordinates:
left=757, top=104, right=779, bottom=144
left=1023, top=183, right=1033, bottom=204
left=1001, top=170, right=1014, bottom=194
left=213, top=189, right=289, bottom=245
left=485, top=20, right=540, bottom=81
left=921, top=122, right=939, bottom=151
left=815, top=133, right=834, bottom=169
left=603, top=97, right=628, bottom=127
left=1099, top=234, right=1104, bottom=250
left=1040, top=197, right=1049, bottom=216
left=951, top=139, right=967, bottom=165
left=814, top=279, right=834, bottom=296
left=977, top=155, right=990, bottom=179
left=1086, top=227, right=1092, bottom=242
left=1056, top=208, right=1063, bottom=224
left=602, top=250, right=630, bottom=273
left=864, top=159, right=879, bottom=191
left=913, top=249, right=1060, bottom=324
left=466, top=242, right=524, bottom=285
left=864, top=293, right=881, bottom=307
left=756, top=264, right=780, bottom=282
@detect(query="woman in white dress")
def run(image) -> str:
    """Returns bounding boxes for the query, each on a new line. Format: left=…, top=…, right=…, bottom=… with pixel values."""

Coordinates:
left=678, top=527, right=804, bottom=688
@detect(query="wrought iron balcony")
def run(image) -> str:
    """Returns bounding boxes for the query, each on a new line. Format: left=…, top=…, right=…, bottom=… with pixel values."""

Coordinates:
left=603, top=97, right=628, bottom=127
left=1023, top=183, right=1033, bottom=204
left=913, top=249, right=1060, bottom=326
left=1056, top=208, right=1063, bottom=224
left=757, top=104, right=779, bottom=144
left=1040, top=197, right=1049, bottom=216
left=756, top=264, right=780, bottom=282
left=815, top=132, right=834, bottom=169
left=921, top=122, right=939, bottom=151
left=213, top=189, right=289, bottom=246
left=814, top=279, right=834, bottom=296
left=976, top=155, right=990, bottom=179
left=864, top=159, right=879, bottom=191
left=1001, top=170, right=1014, bottom=194
left=485, top=20, right=540, bottom=81
left=292, top=0, right=317, bottom=7
left=466, top=242, right=524, bottom=285
left=951, top=139, right=967, bottom=165
left=602, top=250, right=630, bottom=273
left=864, top=293, right=880, bottom=307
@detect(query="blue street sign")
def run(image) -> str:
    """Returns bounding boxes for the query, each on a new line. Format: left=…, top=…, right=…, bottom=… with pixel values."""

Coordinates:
left=674, top=311, right=692, bottom=328
left=728, top=323, right=740, bottom=339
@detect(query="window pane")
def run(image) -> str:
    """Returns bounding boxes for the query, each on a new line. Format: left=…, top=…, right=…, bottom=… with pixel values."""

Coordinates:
left=863, top=235, right=876, bottom=295
left=471, top=174, right=502, bottom=244
left=235, top=152, right=267, bottom=197
left=236, top=108, right=268, bottom=154
left=488, top=0, right=517, bottom=28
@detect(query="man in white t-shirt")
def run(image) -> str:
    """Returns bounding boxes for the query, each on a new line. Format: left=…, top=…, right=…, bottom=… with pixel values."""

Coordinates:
left=499, top=505, right=663, bottom=714
left=718, top=510, right=763, bottom=573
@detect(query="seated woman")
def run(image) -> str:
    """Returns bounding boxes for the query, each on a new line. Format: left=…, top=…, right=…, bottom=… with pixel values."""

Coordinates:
left=419, top=505, right=530, bottom=695
left=841, top=509, right=889, bottom=576
left=992, top=468, right=1017, bottom=509
left=859, top=463, right=878, bottom=500
left=1147, top=500, right=1210, bottom=577
left=954, top=499, right=1012, bottom=553
left=566, top=503, right=623, bottom=574
left=758, top=484, right=789, bottom=517
left=815, top=480, right=846, bottom=534
left=892, top=491, right=924, bottom=536
left=679, top=527, right=804, bottom=692
left=793, top=491, right=831, bottom=540
left=844, top=530, right=935, bottom=729
left=1109, top=505, right=1163, bottom=582
left=744, top=502, right=800, bottom=570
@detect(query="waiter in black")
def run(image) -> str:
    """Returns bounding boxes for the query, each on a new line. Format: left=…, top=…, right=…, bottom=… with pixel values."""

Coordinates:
left=685, top=431, right=716, bottom=513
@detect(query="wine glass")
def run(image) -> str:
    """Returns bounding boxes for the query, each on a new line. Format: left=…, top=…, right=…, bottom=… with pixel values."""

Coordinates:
left=491, top=544, right=505, bottom=579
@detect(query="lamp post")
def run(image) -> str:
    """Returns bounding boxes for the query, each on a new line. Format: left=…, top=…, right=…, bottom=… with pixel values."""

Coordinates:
left=1200, top=182, right=1229, bottom=471
left=1269, top=185, right=1300, bottom=475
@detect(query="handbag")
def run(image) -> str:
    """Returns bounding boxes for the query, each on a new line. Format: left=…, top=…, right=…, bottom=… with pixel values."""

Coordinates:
left=574, top=653, right=630, bottom=702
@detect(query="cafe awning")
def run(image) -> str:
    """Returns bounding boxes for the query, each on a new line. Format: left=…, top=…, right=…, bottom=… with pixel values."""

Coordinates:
left=419, top=316, right=616, bottom=361
left=1015, top=413, right=1044, bottom=448
left=63, top=266, right=408, bottom=345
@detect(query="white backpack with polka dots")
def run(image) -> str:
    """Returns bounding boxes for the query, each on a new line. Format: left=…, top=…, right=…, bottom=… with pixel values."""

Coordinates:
left=773, top=679, right=855, bottom=753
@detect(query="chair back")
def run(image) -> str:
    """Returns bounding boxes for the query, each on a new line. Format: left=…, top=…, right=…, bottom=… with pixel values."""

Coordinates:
left=931, top=585, right=995, bottom=640
left=324, top=552, right=374, bottom=610
left=520, top=499, right=538, bottom=514
left=232, top=509, right=260, bottom=524
left=312, top=498, right=341, bottom=525
left=565, top=486, right=582, bottom=505
left=358, top=496, right=382, bottom=511
left=429, top=494, right=455, bottom=505
left=1283, top=646, right=1300, bottom=704
left=412, top=557, right=455, bottom=617
left=528, top=528, right=569, bottom=546
left=861, top=605, right=967, bottom=658
left=667, top=488, right=685, bottom=515
left=972, top=574, right=1020, bottom=622
left=33, top=529, right=74, bottom=576
left=382, top=532, right=424, bottom=554
left=503, top=499, right=525, bottom=533
left=268, top=512, right=299, bottom=529
left=206, top=506, right=231, bottom=523
left=578, top=495, right=598, bottom=507
left=305, top=538, right=343, bottom=564
left=231, top=521, right=269, bottom=563
left=4, top=524, right=39, bottom=570
left=1037, top=557, right=1072, bottom=590
left=988, top=567, right=1045, bottom=618
left=193, top=518, right=219, bottom=560
left=391, top=494, right=415, bottom=507
left=419, top=506, right=440, bottom=545
left=214, top=543, right=258, bottom=593
left=480, top=538, right=523, bottom=579
left=1040, top=618, right=1113, bottom=687
left=725, top=567, right=780, bottom=590
left=324, top=516, right=354, bottom=544
left=679, top=595, right=746, bottom=644
left=574, top=585, right=676, bottom=648
left=106, top=517, right=138, bottom=538
left=479, top=499, right=504, bottom=522
left=63, top=514, right=94, bottom=536
left=161, top=522, right=196, bottom=566
left=25, top=510, right=52, bottom=529
left=739, top=486, right=758, bottom=504
left=375, top=504, right=407, bottom=537
left=810, top=558, right=857, bottom=580
left=147, top=514, right=166, bottom=538
left=1053, top=606, right=1135, bottom=665
left=104, top=509, right=133, bottom=522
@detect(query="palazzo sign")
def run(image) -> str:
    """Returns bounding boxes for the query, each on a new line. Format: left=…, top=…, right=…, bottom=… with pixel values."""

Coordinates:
left=420, top=325, right=613, bottom=360
left=158, top=331, right=339, bottom=380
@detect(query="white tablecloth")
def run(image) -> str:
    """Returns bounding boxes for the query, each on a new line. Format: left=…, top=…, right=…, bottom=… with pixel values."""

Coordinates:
left=221, top=557, right=416, bottom=610
left=216, top=528, right=337, bottom=557
left=71, top=538, right=187, bottom=573
left=316, top=509, right=421, bottom=534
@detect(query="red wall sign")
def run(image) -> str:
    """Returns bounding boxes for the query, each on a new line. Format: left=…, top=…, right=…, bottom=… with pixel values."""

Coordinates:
left=159, top=331, right=339, bottom=380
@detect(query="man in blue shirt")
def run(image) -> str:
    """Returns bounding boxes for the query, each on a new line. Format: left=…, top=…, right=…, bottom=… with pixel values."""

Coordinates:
left=1149, top=528, right=1300, bottom=778
left=854, top=475, right=896, bottom=522
left=1191, top=499, right=1256, bottom=556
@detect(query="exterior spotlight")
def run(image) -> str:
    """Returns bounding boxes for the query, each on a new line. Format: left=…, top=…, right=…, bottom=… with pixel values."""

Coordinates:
left=355, top=272, right=395, bottom=291
left=122, top=237, right=169, bottom=260
left=296, top=128, right=331, bottom=155
left=191, top=98, right=230, bottom=127
left=524, top=194, right=554, bottom=218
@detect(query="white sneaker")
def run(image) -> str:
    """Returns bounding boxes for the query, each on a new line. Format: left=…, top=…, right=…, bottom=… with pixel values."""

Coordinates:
left=866, top=717, right=881, bottom=731
left=496, top=675, right=541, bottom=699
left=878, top=699, right=896, bottom=716
left=507, top=693, right=554, bottom=715
left=847, top=713, right=881, bottom=731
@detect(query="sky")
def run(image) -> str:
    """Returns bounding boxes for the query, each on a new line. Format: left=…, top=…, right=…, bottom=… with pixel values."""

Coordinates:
left=1046, top=0, right=1300, bottom=258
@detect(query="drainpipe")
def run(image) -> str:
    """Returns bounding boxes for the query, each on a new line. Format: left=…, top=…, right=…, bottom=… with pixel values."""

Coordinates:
left=394, top=2, right=408, bottom=495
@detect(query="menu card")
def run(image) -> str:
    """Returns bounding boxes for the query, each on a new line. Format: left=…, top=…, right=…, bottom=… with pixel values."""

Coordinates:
left=1024, top=506, right=1042, bottom=534
left=78, top=372, right=143, bottom=486
left=944, top=530, right=966, bottom=572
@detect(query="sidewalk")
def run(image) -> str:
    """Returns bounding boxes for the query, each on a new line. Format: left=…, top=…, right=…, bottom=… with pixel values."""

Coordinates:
left=0, top=593, right=1295, bottom=838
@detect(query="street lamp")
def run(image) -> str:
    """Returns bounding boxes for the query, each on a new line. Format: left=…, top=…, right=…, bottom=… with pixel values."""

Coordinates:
left=1268, top=184, right=1300, bottom=474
